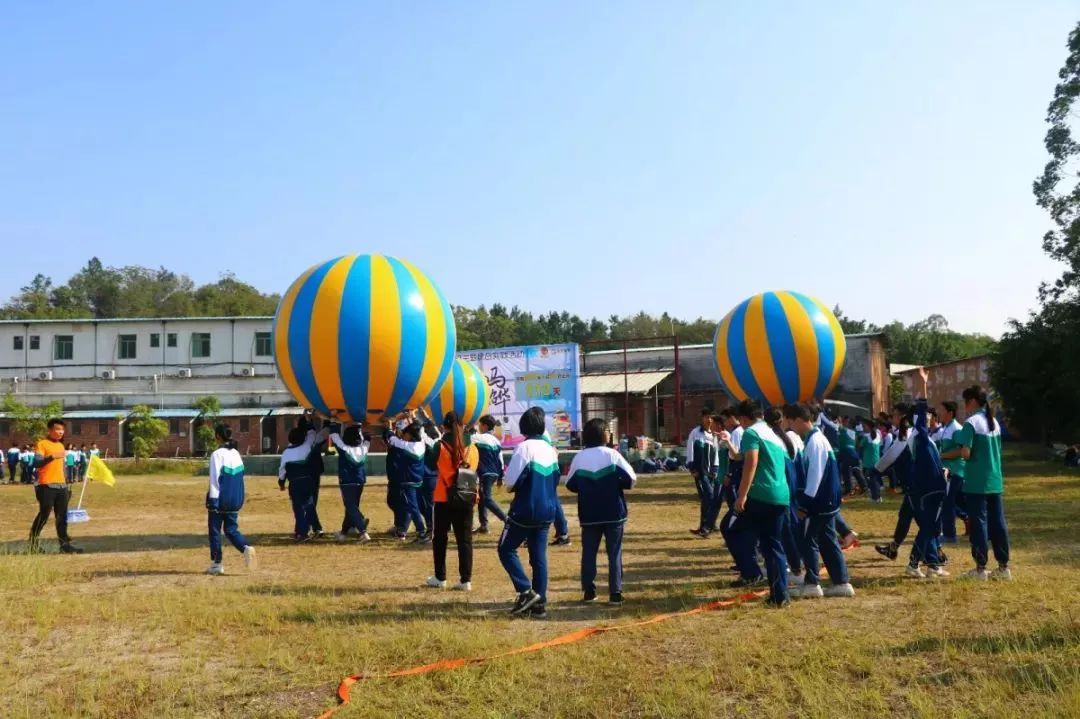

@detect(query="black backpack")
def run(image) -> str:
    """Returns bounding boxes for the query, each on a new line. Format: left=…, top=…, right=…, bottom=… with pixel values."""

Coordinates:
left=449, top=444, right=478, bottom=510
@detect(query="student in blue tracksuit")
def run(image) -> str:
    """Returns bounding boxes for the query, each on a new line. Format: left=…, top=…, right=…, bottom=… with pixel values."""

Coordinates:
left=418, top=412, right=441, bottom=534
left=873, top=404, right=916, bottom=561
left=766, top=408, right=804, bottom=582
left=904, top=377, right=949, bottom=578
left=206, top=424, right=256, bottom=575
left=541, top=430, right=572, bottom=547
left=785, top=404, right=855, bottom=598
left=384, top=412, right=430, bottom=543
left=686, top=410, right=719, bottom=538
left=856, top=422, right=883, bottom=502
left=6, top=444, right=19, bottom=484
left=277, top=414, right=330, bottom=541
left=329, top=416, right=371, bottom=543
left=498, top=407, right=561, bottom=618
left=937, top=400, right=969, bottom=543
left=566, top=418, right=637, bottom=604
left=472, top=414, right=507, bottom=533
left=21, top=445, right=36, bottom=484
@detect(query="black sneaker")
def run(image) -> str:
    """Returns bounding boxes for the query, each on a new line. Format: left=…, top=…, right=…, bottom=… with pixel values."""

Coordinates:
left=59, top=543, right=84, bottom=555
left=550, top=535, right=571, bottom=547
left=689, top=528, right=709, bottom=539
left=583, top=588, right=597, bottom=602
left=938, top=550, right=949, bottom=566
left=293, top=533, right=311, bottom=543
left=511, top=589, right=541, bottom=616
left=529, top=602, right=548, bottom=619
left=609, top=592, right=624, bottom=605
left=729, top=576, right=766, bottom=589
left=414, top=533, right=433, bottom=545
left=874, top=543, right=898, bottom=561
left=472, top=525, right=489, bottom=535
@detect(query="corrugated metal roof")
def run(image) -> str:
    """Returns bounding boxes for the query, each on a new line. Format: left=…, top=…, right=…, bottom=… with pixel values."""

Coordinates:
left=580, top=371, right=672, bottom=395
left=0, top=316, right=273, bottom=325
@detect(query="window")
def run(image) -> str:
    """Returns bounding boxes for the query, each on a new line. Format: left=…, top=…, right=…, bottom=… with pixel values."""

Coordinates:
left=71, top=421, right=82, bottom=436
left=13, top=336, right=23, bottom=351
left=29, top=335, right=40, bottom=350
left=255, top=332, right=272, bottom=357
left=150, top=333, right=160, bottom=348
left=118, top=334, right=137, bottom=360
left=169, top=418, right=181, bottom=435
left=239, top=417, right=250, bottom=433
left=98, top=422, right=108, bottom=436
left=192, top=333, right=211, bottom=358
left=54, top=335, right=74, bottom=361
left=167, top=333, right=177, bottom=348
left=0, top=421, right=9, bottom=436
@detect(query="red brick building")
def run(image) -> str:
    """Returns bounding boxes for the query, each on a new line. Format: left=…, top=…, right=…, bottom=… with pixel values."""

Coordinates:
left=895, top=355, right=994, bottom=421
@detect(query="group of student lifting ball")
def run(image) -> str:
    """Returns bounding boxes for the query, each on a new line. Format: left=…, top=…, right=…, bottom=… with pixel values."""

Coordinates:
left=182, top=365, right=1009, bottom=615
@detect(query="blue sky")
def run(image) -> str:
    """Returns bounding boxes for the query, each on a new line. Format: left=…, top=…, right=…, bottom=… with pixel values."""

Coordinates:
left=1, top=2, right=1075, bottom=336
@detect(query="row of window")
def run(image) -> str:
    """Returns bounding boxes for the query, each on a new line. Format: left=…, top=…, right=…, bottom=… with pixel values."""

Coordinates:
left=0, top=420, right=110, bottom=437
left=169, top=418, right=251, bottom=434
left=13, top=332, right=273, bottom=361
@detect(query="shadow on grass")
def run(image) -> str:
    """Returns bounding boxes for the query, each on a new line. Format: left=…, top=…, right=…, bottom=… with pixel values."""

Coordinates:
left=891, top=622, right=1080, bottom=657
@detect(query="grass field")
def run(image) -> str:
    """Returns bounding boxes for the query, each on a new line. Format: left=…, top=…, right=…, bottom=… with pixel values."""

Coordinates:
left=1, top=446, right=1078, bottom=719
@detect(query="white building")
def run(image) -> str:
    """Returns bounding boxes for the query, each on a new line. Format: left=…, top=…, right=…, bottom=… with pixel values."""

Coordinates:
left=0, top=316, right=290, bottom=410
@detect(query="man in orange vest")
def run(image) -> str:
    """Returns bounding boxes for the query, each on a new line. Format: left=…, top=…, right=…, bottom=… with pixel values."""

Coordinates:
left=29, top=418, right=83, bottom=554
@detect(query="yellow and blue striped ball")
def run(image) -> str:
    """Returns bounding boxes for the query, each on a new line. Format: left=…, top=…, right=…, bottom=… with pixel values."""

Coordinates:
left=713, top=290, right=846, bottom=406
left=273, top=254, right=457, bottom=425
left=425, top=358, right=491, bottom=427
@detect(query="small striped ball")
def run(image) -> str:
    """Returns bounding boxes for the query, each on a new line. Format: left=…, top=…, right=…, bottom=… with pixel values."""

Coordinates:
left=273, top=254, right=457, bottom=424
left=425, top=358, right=491, bottom=427
left=712, top=290, right=846, bottom=406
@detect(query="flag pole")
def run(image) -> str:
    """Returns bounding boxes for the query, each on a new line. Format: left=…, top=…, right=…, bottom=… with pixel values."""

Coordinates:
left=76, top=472, right=90, bottom=510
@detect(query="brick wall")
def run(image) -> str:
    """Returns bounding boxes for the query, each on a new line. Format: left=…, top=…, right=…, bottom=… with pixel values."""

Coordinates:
left=899, top=357, right=991, bottom=421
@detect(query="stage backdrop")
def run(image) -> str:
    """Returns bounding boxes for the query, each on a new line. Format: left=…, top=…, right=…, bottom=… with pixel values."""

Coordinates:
left=456, top=344, right=581, bottom=448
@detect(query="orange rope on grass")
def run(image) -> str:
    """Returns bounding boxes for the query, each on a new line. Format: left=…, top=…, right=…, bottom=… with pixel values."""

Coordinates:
left=316, top=590, right=768, bottom=719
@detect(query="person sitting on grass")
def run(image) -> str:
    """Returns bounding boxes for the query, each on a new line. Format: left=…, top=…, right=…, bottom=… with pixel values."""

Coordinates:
left=566, top=418, right=637, bottom=605
left=498, top=407, right=561, bottom=619
left=206, top=424, right=256, bottom=576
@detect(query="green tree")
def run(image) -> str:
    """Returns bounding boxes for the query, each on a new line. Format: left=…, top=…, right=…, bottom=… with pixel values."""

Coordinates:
left=1, top=395, right=64, bottom=440
left=127, top=405, right=169, bottom=461
left=193, top=395, right=222, bottom=455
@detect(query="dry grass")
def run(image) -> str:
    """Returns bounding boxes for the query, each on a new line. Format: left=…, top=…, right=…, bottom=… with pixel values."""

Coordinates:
left=0, top=446, right=1077, bottom=718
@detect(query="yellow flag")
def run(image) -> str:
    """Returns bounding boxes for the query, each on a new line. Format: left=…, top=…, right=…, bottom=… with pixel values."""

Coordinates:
left=87, top=454, right=116, bottom=487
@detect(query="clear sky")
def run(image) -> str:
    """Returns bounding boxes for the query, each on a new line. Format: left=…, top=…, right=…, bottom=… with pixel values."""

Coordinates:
left=2, top=2, right=1075, bottom=336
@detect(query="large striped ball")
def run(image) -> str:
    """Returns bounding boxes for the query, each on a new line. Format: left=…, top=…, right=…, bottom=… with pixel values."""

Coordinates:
left=425, top=358, right=491, bottom=427
left=273, top=255, right=457, bottom=425
left=712, top=291, right=846, bottom=406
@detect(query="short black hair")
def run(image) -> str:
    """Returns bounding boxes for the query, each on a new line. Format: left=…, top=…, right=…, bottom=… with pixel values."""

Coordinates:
left=343, top=425, right=363, bottom=446
left=782, top=403, right=812, bottom=422
left=287, top=427, right=307, bottom=446
left=734, top=399, right=763, bottom=421
left=718, top=408, right=736, bottom=419
left=519, top=407, right=546, bottom=437
left=214, top=423, right=232, bottom=442
left=942, top=400, right=958, bottom=415
left=478, top=414, right=496, bottom=431
left=47, top=418, right=65, bottom=428
left=582, top=418, right=607, bottom=448
left=700, top=409, right=712, bottom=418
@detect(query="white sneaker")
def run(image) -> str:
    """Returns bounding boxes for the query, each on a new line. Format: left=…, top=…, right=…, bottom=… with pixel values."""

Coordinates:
left=452, top=581, right=472, bottom=592
left=335, top=532, right=349, bottom=542
left=243, top=546, right=257, bottom=571
left=425, top=576, right=447, bottom=589
left=792, top=583, right=824, bottom=599
left=963, top=567, right=990, bottom=581
left=358, top=532, right=372, bottom=543
left=991, top=566, right=1013, bottom=581
left=824, top=582, right=856, bottom=598
left=206, top=562, right=225, bottom=576
left=905, top=564, right=926, bottom=579
left=926, top=566, right=949, bottom=578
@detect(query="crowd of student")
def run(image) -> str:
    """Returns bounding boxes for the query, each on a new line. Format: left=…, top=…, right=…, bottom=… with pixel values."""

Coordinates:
left=20, top=371, right=1009, bottom=616
left=3, top=441, right=100, bottom=485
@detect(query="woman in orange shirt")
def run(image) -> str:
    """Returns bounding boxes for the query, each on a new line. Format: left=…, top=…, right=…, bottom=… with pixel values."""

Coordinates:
left=425, top=411, right=479, bottom=591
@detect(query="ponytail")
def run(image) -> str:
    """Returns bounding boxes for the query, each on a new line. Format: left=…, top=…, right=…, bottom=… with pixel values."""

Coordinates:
left=214, top=423, right=237, bottom=451
left=765, top=407, right=795, bottom=459
left=442, top=412, right=467, bottom=467
left=962, top=385, right=995, bottom=432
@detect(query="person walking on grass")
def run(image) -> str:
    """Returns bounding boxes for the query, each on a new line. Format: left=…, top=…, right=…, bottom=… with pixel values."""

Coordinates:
left=328, top=414, right=372, bottom=543
left=206, top=424, right=256, bottom=575
left=686, top=409, right=719, bottom=538
left=28, top=419, right=82, bottom=554
left=955, top=385, right=1012, bottom=581
left=472, top=414, right=508, bottom=534
left=498, top=407, right=561, bottom=619
left=424, top=411, right=478, bottom=592
left=566, top=418, right=636, bottom=605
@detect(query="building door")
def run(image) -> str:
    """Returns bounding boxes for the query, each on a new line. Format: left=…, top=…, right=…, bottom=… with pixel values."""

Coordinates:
left=261, top=416, right=277, bottom=454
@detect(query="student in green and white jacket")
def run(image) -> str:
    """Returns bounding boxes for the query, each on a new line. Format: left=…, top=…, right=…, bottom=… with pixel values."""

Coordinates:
left=954, top=385, right=1011, bottom=581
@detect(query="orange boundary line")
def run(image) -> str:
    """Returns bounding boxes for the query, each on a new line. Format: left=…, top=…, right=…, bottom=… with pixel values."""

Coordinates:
left=315, top=590, right=768, bottom=719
